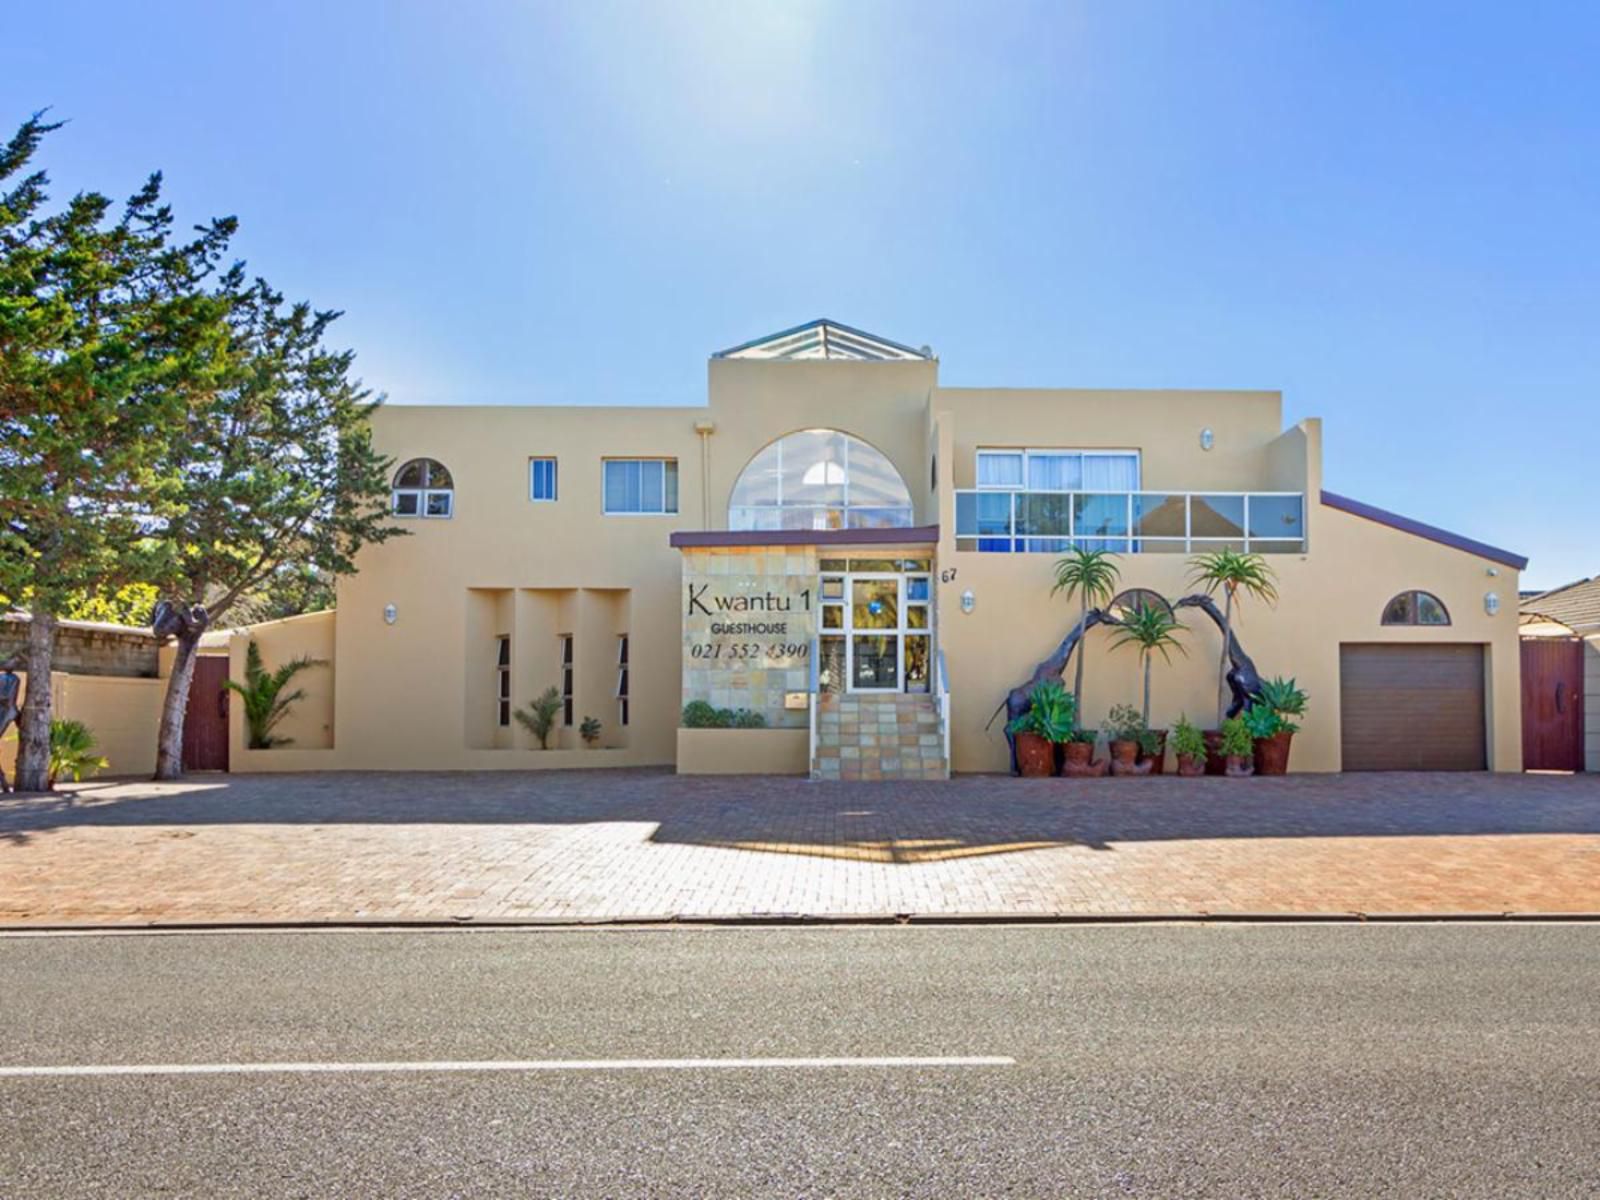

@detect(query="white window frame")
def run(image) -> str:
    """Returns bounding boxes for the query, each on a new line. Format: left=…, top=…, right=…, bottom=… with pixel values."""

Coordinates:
left=602, top=458, right=679, bottom=516
left=616, top=634, right=629, bottom=727
left=495, top=635, right=511, bottom=728
left=530, top=457, right=558, bottom=503
left=391, top=459, right=455, bottom=519
left=975, top=448, right=1142, bottom=491
left=559, top=634, right=574, bottom=727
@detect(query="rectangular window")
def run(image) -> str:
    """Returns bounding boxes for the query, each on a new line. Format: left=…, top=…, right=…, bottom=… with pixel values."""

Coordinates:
left=560, top=634, right=574, bottom=727
left=616, top=635, right=629, bottom=727
left=530, top=457, right=558, bottom=502
left=496, top=636, right=511, bottom=728
left=603, top=458, right=679, bottom=514
left=976, top=449, right=1140, bottom=492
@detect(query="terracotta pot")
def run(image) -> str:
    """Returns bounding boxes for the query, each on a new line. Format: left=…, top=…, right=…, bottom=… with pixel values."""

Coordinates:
left=1015, top=732, right=1054, bottom=778
left=1202, top=730, right=1228, bottom=776
left=1142, top=730, right=1168, bottom=775
left=1061, top=742, right=1108, bottom=777
left=1063, top=741, right=1094, bottom=768
left=1224, top=753, right=1255, bottom=778
left=1109, top=739, right=1139, bottom=766
left=1176, top=753, right=1205, bottom=777
left=1253, top=730, right=1293, bottom=776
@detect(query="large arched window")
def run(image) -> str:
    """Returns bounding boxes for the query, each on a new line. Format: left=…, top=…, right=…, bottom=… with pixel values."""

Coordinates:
left=1382, top=589, right=1450, bottom=626
left=392, top=458, right=454, bottom=518
left=729, top=430, right=914, bottom=531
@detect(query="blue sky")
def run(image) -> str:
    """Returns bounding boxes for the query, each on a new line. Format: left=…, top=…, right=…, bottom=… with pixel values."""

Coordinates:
left=9, top=1, right=1597, bottom=588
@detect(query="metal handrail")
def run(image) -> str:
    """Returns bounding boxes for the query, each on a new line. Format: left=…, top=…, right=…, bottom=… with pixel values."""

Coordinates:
left=952, top=489, right=1306, bottom=554
left=807, top=633, right=820, bottom=777
left=935, top=647, right=951, bottom=772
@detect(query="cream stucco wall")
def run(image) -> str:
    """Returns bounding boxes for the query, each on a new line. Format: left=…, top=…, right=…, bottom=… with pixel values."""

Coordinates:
left=1, top=671, right=163, bottom=779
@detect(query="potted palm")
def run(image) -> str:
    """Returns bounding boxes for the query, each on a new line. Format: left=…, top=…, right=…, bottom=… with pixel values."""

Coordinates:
left=1107, top=601, right=1187, bottom=774
left=1051, top=548, right=1120, bottom=719
left=1219, top=716, right=1255, bottom=777
left=1250, top=677, right=1308, bottom=775
left=1187, top=550, right=1278, bottom=774
left=1008, top=679, right=1074, bottom=777
left=1170, top=715, right=1207, bottom=777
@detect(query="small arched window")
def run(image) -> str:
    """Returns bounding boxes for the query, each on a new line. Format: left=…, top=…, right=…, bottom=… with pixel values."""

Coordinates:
left=392, top=458, right=454, bottom=518
left=1382, top=590, right=1450, bottom=626
left=1108, top=588, right=1171, bottom=621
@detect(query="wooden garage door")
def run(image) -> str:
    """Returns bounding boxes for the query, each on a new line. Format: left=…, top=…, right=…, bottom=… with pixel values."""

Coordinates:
left=1340, top=644, right=1486, bottom=771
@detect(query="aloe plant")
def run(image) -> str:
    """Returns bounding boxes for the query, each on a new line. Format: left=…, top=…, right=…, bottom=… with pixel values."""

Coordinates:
left=1008, top=679, right=1077, bottom=743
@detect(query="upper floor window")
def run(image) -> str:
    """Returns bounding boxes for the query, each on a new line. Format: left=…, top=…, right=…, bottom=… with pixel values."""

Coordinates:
left=1382, top=590, right=1450, bottom=626
left=604, top=458, right=678, bottom=515
left=530, top=457, right=558, bottom=502
left=392, top=458, right=453, bottom=518
left=729, top=429, right=914, bottom=531
left=976, top=449, right=1141, bottom=492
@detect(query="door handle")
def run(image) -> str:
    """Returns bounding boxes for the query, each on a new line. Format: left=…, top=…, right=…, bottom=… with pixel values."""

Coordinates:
left=1554, top=682, right=1565, bottom=715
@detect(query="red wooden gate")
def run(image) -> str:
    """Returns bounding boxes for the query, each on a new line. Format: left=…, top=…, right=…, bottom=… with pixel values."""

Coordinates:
left=182, top=655, right=231, bottom=772
left=1521, top=638, right=1583, bottom=772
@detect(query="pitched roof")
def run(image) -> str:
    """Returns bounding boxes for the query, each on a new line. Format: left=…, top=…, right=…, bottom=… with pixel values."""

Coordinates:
left=712, top=319, right=932, bottom=362
left=1519, top=575, right=1600, bottom=629
left=1319, top=491, right=1528, bottom=570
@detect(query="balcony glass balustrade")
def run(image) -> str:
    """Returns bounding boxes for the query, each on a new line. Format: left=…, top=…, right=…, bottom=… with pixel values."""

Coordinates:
left=953, top=490, right=1305, bottom=553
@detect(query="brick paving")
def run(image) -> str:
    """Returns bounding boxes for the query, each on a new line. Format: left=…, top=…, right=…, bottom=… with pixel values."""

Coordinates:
left=1, top=771, right=1597, bottom=924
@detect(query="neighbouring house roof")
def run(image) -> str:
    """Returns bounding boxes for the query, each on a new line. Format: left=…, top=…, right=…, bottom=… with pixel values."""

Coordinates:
left=1519, top=575, right=1600, bottom=630
left=712, top=319, right=933, bottom=362
left=1319, top=491, right=1528, bottom=570
left=671, top=525, right=941, bottom=549
left=1, top=611, right=156, bottom=640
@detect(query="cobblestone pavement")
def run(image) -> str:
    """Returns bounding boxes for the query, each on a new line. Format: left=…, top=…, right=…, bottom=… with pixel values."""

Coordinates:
left=1, top=771, right=1597, bottom=924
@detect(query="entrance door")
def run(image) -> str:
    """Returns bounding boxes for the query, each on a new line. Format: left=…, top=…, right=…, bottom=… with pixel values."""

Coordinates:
left=182, top=655, right=231, bottom=772
left=818, top=569, right=933, bottom=695
left=1522, top=638, right=1584, bottom=771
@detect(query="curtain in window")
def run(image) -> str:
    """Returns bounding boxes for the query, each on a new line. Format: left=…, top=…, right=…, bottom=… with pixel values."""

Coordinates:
left=1026, top=453, right=1081, bottom=491
left=1078, top=455, right=1138, bottom=550
left=976, top=452, right=1024, bottom=488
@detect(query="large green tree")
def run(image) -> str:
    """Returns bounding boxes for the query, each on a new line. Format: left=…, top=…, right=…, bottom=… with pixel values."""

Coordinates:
left=0, top=113, right=233, bottom=791
left=142, top=276, right=401, bottom=779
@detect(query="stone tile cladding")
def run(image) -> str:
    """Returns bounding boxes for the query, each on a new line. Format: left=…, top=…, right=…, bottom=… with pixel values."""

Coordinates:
left=813, top=693, right=949, bottom=781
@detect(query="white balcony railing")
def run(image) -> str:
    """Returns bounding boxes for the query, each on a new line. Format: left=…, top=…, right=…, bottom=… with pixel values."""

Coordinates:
left=953, top=490, right=1305, bottom=554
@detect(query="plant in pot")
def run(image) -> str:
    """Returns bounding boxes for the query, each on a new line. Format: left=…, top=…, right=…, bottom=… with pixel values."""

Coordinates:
left=1101, top=703, right=1150, bottom=776
left=1251, top=676, right=1308, bottom=775
left=1219, top=715, right=1255, bottom=778
left=1008, top=679, right=1074, bottom=777
left=1060, top=725, right=1102, bottom=776
left=1170, top=715, right=1207, bottom=777
left=1107, top=601, right=1187, bottom=774
left=1187, top=550, right=1278, bottom=773
left=579, top=716, right=603, bottom=747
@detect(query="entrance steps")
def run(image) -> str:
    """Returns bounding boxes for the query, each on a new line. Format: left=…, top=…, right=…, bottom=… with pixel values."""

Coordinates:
left=812, top=694, right=949, bottom=781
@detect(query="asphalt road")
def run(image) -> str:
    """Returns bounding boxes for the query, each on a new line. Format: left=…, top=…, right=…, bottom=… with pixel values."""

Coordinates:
left=0, top=925, right=1596, bottom=1198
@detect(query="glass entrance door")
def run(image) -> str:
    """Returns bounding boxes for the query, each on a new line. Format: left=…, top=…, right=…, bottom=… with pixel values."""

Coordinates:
left=818, top=568, right=933, bottom=695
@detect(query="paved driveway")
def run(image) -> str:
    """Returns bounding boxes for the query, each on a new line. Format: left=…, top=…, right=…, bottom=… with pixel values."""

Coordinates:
left=1, top=771, right=1597, bottom=924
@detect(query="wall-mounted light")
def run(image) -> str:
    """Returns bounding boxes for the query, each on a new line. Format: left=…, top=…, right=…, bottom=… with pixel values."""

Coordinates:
left=1199, top=428, right=1215, bottom=451
left=383, top=603, right=398, bottom=625
left=1486, top=566, right=1499, bottom=577
left=1484, top=592, right=1500, bottom=616
left=960, top=590, right=975, bottom=614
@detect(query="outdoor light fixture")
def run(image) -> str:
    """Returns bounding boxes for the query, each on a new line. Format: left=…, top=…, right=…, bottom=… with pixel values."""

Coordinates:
left=384, top=603, right=398, bottom=625
left=960, top=590, right=975, bottom=614
left=1486, top=566, right=1499, bottom=577
left=1199, top=428, right=1215, bottom=451
left=1484, top=592, right=1501, bottom=616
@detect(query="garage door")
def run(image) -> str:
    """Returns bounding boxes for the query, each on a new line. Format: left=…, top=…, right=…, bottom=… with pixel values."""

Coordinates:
left=1339, top=644, right=1487, bottom=771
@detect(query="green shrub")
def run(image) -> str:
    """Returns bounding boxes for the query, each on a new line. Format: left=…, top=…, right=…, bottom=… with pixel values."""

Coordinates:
left=49, top=719, right=108, bottom=787
left=731, top=708, right=768, bottom=729
left=1219, top=716, right=1253, bottom=758
left=1170, top=715, right=1206, bottom=759
left=1257, top=676, right=1308, bottom=734
left=515, top=686, right=565, bottom=748
left=1101, top=702, right=1145, bottom=743
left=681, top=700, right=722, bottom=728
left=1007, top=679, right=1076, bottom=743
left=579, top=716, right=603, bottom=745
left=682, top=701, right=768, bottom=729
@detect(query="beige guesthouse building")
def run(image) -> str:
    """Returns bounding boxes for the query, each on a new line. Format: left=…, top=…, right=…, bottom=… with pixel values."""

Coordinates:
left=189, top=319, right=1528, bottom=780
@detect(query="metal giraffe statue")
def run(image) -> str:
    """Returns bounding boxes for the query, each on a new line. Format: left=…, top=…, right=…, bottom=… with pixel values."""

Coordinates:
left=993, top=593, right=1265, bottom=775
left=0, top=656, right=21, bottom=794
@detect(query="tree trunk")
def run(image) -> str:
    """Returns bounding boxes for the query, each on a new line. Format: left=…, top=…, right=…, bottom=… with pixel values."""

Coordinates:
left=1215, top=587, right=1234, bottom=728
left=1143, top=651, right=1152, bottom=728
left=1072, top=595, right=1087, bottom=714
left=15, top=610, right=56, bottom=793
left=154, top=629, right=202, bottom=781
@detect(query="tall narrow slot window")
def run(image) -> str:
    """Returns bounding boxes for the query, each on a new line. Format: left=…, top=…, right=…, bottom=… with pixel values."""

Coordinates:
left=616, top=635, right=630, bottom=727
left=603, top=459, right=679, bottom=514
left=530, top=457, right=558, bottom=502
left=560, top=634, right=574, bottom=726
left=495, top=636, right=511, bottom=727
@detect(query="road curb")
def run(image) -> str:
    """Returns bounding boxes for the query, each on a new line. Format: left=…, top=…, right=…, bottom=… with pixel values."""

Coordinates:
left=2, top=910, right=1599, bottom=934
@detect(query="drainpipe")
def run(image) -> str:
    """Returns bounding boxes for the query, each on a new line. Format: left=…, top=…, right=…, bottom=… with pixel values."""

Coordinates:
left=694, top=420, right=715, bottom=527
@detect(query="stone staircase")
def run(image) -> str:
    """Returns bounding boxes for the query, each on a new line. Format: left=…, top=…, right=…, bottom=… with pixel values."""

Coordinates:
left=812, top=693, right=949, bottom=781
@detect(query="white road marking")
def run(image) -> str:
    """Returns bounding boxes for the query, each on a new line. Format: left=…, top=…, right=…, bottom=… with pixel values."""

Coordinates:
left=0, top=1055, right=1015, bottom=1079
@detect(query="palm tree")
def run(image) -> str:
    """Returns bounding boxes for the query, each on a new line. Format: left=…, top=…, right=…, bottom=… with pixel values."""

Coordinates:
left=1108, top=603, right=1187, bottom=728
left=1187, top=549, right=1278, bottom=728
left=48, top=719, right=109, bottom=788
left=1051, top=548, right=1120, bottom=715
left=223, top=640, right=328, bottom=749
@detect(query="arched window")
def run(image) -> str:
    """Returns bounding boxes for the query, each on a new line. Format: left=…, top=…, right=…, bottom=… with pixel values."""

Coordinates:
left=392, top=458, right=454, bottom=518
left=1108, top=588, right=1171, bottom=621
left=729, top=430, right=914, bottom=531
left=1382, top=589, right=1450, bottom=626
